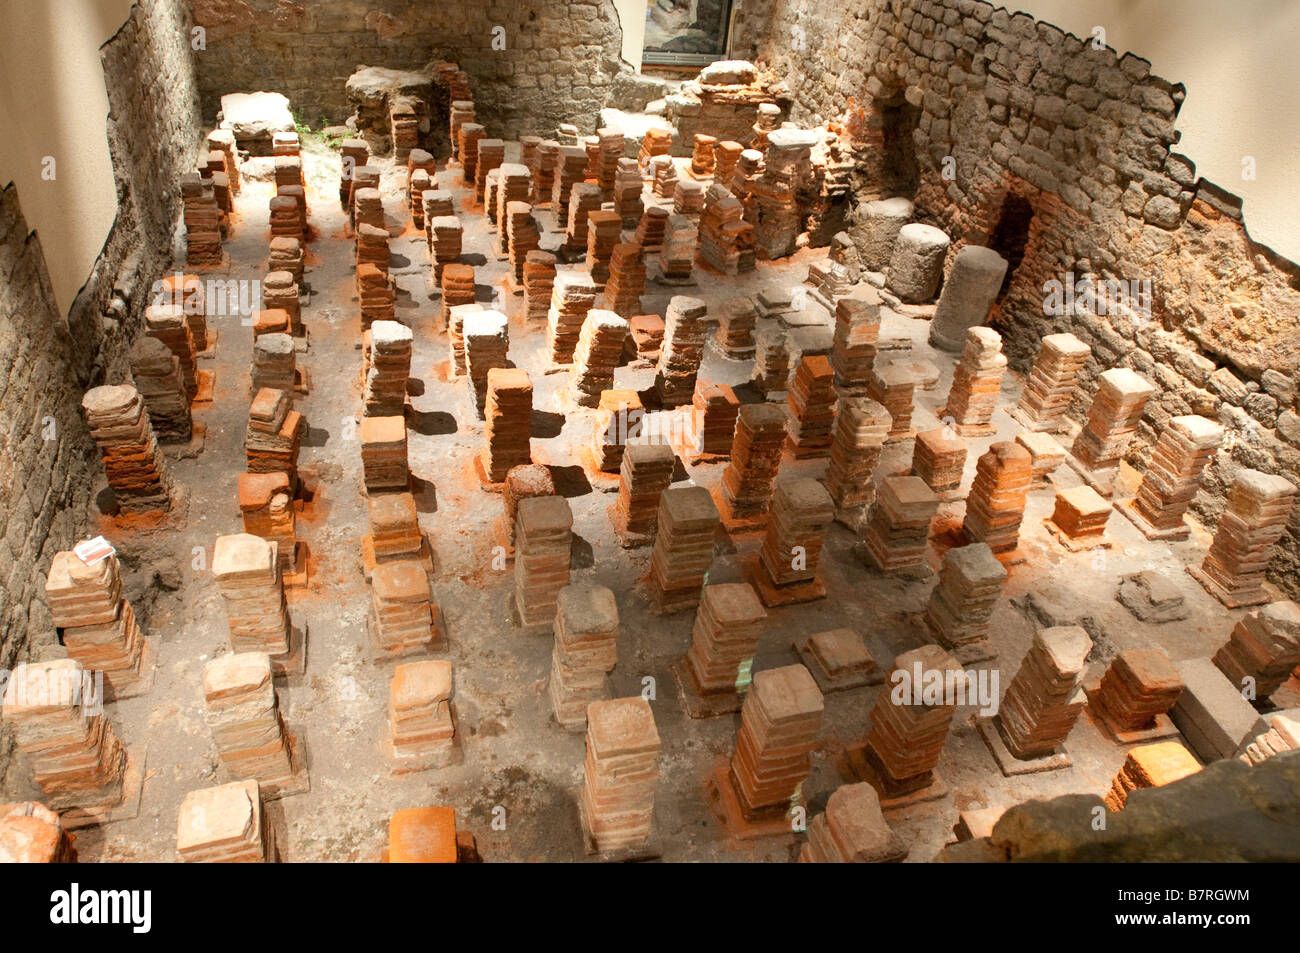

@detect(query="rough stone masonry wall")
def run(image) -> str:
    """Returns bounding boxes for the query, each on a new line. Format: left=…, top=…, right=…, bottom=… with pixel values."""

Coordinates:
left=747, top=0, right=1300, bottom=597
left=0, top=0, right=201, bottom=782
left=188, top=0, right=626, bottom=139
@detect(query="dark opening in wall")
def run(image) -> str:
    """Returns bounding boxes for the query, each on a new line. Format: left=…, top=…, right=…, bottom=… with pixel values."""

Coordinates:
left=879, top=99, right=921, bottom=197
left=988, top=192, right=1035, bottom=299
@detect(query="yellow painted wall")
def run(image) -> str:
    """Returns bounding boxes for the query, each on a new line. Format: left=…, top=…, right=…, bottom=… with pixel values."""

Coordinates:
left=0, top=0, right=136, bottom=317
left=1008, top=0, right=1300, bottom=261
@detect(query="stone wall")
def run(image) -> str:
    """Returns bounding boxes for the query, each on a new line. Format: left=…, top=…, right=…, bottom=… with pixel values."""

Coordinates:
left=188, top=0, right=627, bottom=140
left=0, top=0, right=201, bottom=783
left=744, top=0, right=1300, bottom=596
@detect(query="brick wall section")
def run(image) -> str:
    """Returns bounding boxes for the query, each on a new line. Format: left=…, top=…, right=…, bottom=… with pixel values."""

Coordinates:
left=745, top=0, right=1300, bottom=595
left=188, top=0, right=626, bottom=139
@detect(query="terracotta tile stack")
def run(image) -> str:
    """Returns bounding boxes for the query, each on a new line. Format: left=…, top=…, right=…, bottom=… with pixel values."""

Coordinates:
left=594, top=127, right=623, bottom=192
left=829, top=296, right=881, bottom=393
left=614, top=444, right=676, bottom=542
left=480, top=368, right=533, bottom=483
left=157, top=273, right=209, bottom=353
left=563, top=184, right=602, bottom=256
left=513, top=496, right=573, bottom=630
left=272, top=130, right=300, bottom=158
left=274, top=153, right=303, bottom=192
left=212, top=534, right=292, bottom=662
left=1212, top=600, right=1300, bottom=702
left=269, top=194, right=302, bottom=239
left=207, top=128, right=240, bottom=193
left=592, top=389, right=643, bottom=473
left=571, top=310, right=629, bottom=408
left=446, top=302, right=482, bottom=376
left=422, top=189, right=454, bottom=228
left=486, top=170, right=504, bottom=234
left=386, top=806, right=461, bottom=863
left=633, top=205, right=669, bottom=250
left=386, top=661, right=456, bottom=771
left=1194, top=469, right=1299, bottom=607
left=692, top=380, right=740, bottom=457
left=390, top=98, right=420, bottom=161
left=1069, top=368, right=1156, bottom=494
left=546, top=271, right=600, bottom=365
left=659, top=215, right=697, bottom=282
left=648, top=486, right=720, bottom=612
left=862, top=646, right=963, bottom=794
left=1128, top=415, right=1224, bottom=538
left=648, top=154, right=678, bottom=198
left=866, top=364, right=917, bottom=442
left=237, top=472, right=297, bottom=574
left=1105, top=742, right=1202, bottom=811
left=1049, top=485, right=1112, bottom=545
left=689, top=133, right=718, bottom=178
left=549, top=583, right=620, bottom=730
left=800, top=782, right=906, bottom=863
left=357, top=262, right=396, bottom=331
left=962, top=441, right=1033, bottom=554
left=523, top=250, right=558, bottom=322
left=356, top=222, right=390, bottom=275
left=463, top=310, right=510, bottom=419
left=519, top=135, right=542, bottom=190
left=727, top=664, right=823, bottom=819
left=202, top=652, right=298, bottom=792
left=268, top=236, right=304, bottom=284
left=1013, top=332, right=1091, bottom=431
left=1, top=660, right=127, bottom=811
left=994, top=625, right=1092, bottom=760
left=826, top=397, right=891, bottom=512
left=911, top=428, right=967, bottom=494
left=364, top=491, right=426, bottom=570
left=942, top=327, right=1006, bottom=433
left=1239, top=715, right=1300, bottom=767
left=785, top=355, right=837, bottom=459
left=629, top=313, right=665, bottom=363
left=751, top=128, right=816, bottom=259
left=534, top=139, right=559, bottom=203
left=251, top=333, right=297, bottom=396
left=583, top=135, right=600, bottom=181
left=371, top=562, right=440, bottom=657
left=731, top=148, right=763, bottom=202
left=363, top=320, right=413, bottom=418
left=755, top=479, right=834, bottom=595
left=144, top=303, right=198, bottom=399
left=503, top=465, right=555, bottom=547
left=613, top=158, right=644, bottom=228
left=263, top=270, right=302, bottom=337
left=674, top=179, right=706, bottom=214
left=245, top=388, right=302, bottom=487
left=82, top=385, right=173, bottom=514
left=580, top=697, right=660, bottom=853
left=602, top=242, right=646, bottom=316
left=639, top=127, right=672, bottom=168
left=448, top=102, right=474, bottom=161
left=496, top=165, right=532, bottom=249
left=505, top=202, right=540, bottom=285
left=751, top=327, right=792, bottom=396
left=1017, top=430, right=1066, bottom=487
left=409, top=170, right=432, bottom=232
left=680, top=582, right=767, bottom=706
left=360, top=416, right=409, bottom=493
left=45, top=551, right=148, bottom=698
left=585, top=210, right=622, bottom=285
left=923, top=542, right=1006, bottom=663
left=130, top=336, right=191, bottom=443
left=181, top=173, right=222, bottom=265
left=1091, top=649, right=1185, bottom=736
left=714, top=297, right=757, bottom=359
left=440, top=264, right=476, bottom=333
left=655, top=295, right=709, bottom=408
left=339, top=139, right=369, bottom=207
left=251, top=307, right=287, bottom=339
left=720, top=403, right=787, bottom=524
left=862, top=476, right=939, bottom=574
left=552, top=145, right=587, bottom=212
left=176, top=780, right=276, bottom=862
left=458, top=123, right=485, bottom=185
left=699, top=184, right=754, bottom=275
left=348, top=168, right=381, bottom=226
